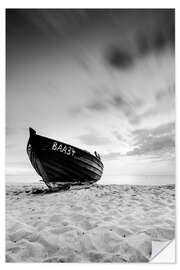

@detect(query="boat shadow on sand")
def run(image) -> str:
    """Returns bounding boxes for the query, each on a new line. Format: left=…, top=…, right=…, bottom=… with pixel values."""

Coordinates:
left=31, top=182, right=96, bottom=195
left=6, top=183, right=97, bottom=197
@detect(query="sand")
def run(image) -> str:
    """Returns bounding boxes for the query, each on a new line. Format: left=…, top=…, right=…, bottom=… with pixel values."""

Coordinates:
left=6, top=183, right=175, bottom=263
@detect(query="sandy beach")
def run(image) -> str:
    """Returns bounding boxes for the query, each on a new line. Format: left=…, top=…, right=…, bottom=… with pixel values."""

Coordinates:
left=6, top=183, right=175, bottom=263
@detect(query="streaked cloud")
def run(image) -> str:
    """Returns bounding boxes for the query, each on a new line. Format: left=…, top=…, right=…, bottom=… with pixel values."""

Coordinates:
left=156, top=84, right=175, bottom=101
left=127, top=122, right=175, bottom=157
left=103, top=152, right=122, bottom=161
left=6, top=9, right=175, bottom=179
left=113, top=130, right=127, bottom=142
left=107, top=48, right=134, bottom=69
left=86, top=101, right=107, bottom=112
left=78, top=133, right=111, bottom=146
left=132, top=122, right=175, bottom=138
left=72, top=91, right=144, bottom=126
left=105, top=10, right=174, bottom=71
left=110, top=94, right=142, bottom=124
left=136, top=21, right=175, bottom=57
left=102, top=122, right=175, bottom=161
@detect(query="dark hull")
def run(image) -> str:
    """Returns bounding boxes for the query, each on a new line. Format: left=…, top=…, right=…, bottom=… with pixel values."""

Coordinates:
left=27, top=128, right=103, bottom=188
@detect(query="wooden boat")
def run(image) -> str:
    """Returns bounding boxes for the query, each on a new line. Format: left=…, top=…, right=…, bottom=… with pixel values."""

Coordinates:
left=27, top=128, right=104, bottom=190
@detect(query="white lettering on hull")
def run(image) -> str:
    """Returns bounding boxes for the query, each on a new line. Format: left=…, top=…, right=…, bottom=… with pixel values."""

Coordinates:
left=52, top=142, right=76, bottom=157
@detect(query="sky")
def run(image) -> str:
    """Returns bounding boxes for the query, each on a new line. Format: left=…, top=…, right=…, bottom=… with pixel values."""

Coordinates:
left=6, top=9, right=175, bottom=184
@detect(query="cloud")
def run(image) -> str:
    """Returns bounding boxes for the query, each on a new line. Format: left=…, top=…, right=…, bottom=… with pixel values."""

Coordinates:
left=139, top=108, right=157, bottom=119
left=160, top=10, right=175, bottom=47
left=136, top=10, right=175, bottom=56
left=88, top=94, right=141, bottom=120
left=127, top=136, right=175, bottom=156
left=133, top=122, right=175, bottom=138
left=112, top=131, right=131, bottom=146
left=110, top=94, right=142, bottom=124
left=156, top=84, right=175, bottom=101
left=113, top=130, right=125, bottom=141
left=71, top=91, right=144, bottom=126
left=6, top=9, right=90, bottom=39
left=136, top=84, right=175, bottom=121
left=156, top=90, right=166, bottom=101
left=153, top=30, right=167, bottom=51
left=86, top=94, right=131, bottom=114
left=136, top=34, right=150, bottom=56
left=106, top=10, right=175, bottom=70
left=102, top=152, right=122, bottom=160
left=69, top=100, right=108, bottom=116
left=78, top=133, right=111, bottom=146
left=86, top=101, right=107, bottom=112
left=137, top=28, right=174, bottom=57
left=110, top=95, right=129, bottom=108
left=106, top=47, right=134, bottom=69
left=103, top=122, right=175, bottom=161
left=126, top=122, right=175, bottom=157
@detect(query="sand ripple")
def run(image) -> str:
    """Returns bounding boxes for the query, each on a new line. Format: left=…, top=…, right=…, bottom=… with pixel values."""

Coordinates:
left=6, top=184, right=175, bottom=262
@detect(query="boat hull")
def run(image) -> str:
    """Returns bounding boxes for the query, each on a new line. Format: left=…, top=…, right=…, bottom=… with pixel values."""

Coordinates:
left=27, top=128, right=104, bottom=188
